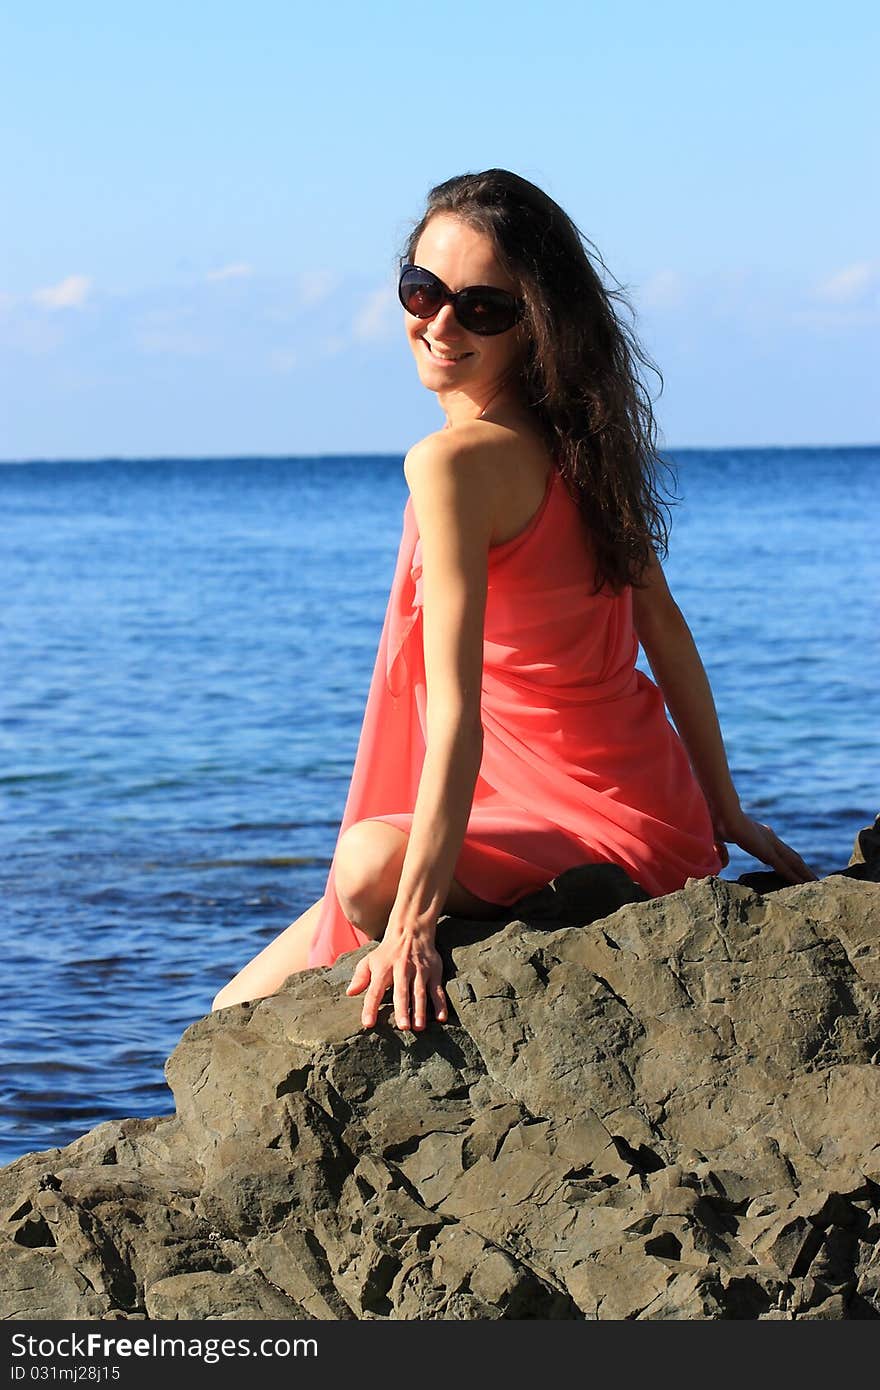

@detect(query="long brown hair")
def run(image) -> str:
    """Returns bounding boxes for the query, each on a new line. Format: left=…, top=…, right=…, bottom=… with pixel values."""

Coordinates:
left=402, top=169, right=678, bottom=594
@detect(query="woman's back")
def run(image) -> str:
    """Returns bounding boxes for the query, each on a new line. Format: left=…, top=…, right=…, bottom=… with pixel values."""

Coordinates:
left=478, top=417, right=558, bottom=548
left=399, top=419, right=647, bottom=712
left=308, top=440, right=723, bottom=968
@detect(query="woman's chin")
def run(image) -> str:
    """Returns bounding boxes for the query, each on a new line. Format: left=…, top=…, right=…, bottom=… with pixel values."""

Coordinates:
left=415, top=360, right=475, bottom=393
left=416, top=365, right=448, bottom=393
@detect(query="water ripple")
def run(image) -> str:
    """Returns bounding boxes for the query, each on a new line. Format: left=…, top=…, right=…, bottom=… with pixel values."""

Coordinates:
left=1, top=449, right=876, bottom=1166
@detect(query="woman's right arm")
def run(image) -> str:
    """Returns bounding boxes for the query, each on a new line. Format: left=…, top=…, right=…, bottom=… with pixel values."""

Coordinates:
left=632, top=552, right=819, bottom=884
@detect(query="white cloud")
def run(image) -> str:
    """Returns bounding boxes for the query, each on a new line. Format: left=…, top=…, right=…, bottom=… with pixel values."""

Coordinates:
left=3, top=317, right=67, bottom=355
left=814, top=261, right=878, bottom=304
left=268, top=349, right=298, bottom=373
left=206, top=263, right=254, bottom=282
left=790, top=305, right=880, bottom=331
left=134, top=329, right=212, bottom=355
left=33, top=275, right=91, bottom=310
left=133, top=309, right=211, bottom=356
left=296, top=269, right=339, bottom=306
left=352, top=284, right=397, bottom=343
left=639, top=269, right=686, bottom=310
left=321, top=335, right=346, bottom=358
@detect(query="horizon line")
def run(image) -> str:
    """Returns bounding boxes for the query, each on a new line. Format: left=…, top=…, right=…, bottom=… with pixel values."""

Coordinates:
left=2, top=440, right=878, bottom=466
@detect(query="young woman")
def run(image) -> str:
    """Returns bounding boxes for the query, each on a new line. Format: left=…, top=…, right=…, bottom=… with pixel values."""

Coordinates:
left=212, top=169, right=817, bottom=1030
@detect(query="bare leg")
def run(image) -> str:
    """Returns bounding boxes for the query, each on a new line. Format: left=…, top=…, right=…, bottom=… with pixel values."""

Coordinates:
left=443, top=873, right=510, bottom=920
left=211, top=896, right=325, bottom=1012
left=334, top=821, right=509, bottom=929
left=212, top=826, right=508, bottom=1013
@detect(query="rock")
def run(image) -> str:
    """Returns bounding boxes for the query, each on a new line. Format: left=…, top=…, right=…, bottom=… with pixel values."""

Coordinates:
left=1, top=817, right=879, bottom=1321
left=849, top=812, right=880, bottom=869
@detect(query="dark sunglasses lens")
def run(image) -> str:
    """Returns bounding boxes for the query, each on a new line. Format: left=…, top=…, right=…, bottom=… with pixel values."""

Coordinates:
left=398, top=269, right=444, bottom=318
left=455, top=288, right=519, bottom=335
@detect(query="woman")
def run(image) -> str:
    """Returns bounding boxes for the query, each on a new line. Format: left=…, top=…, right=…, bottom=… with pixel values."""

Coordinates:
left=212, top=169, right=817, bottom=1030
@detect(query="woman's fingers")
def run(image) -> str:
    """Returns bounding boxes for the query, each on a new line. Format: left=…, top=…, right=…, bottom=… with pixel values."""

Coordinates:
left=345, top=957, right=370, bottom=997
left=432, top=983, right=448, bottom=1023
left=412, top=973, right=428, bottom=1032
left=720, top=811, right=821, bottom=886
left=758, top=824, right=820, bottom=884
left=348, top=945, right=449, bottom=1032
left=404, top=967, right=448, bottom=1031
left=393, top=962, right=414, bottom=1031
left=359, top=959, right=393, bottom=1029
left=773, top=837, right=820, bottom=883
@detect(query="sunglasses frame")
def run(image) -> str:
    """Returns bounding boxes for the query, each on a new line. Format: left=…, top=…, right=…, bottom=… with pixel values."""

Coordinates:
left=398, top=262, right=524, bottom=337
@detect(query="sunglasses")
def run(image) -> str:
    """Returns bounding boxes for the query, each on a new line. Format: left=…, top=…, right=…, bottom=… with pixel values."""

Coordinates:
left=398, top=263, right=524, bottom=336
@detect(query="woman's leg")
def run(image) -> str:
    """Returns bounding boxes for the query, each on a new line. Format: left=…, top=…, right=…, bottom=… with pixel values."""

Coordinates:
left=211, top=896, right=325, bottom=1011
left=335, top=820, right=509, bottom=926
left=443, top=873, right=510, bottom=919
left=211, top=823, right=508, bottom=1013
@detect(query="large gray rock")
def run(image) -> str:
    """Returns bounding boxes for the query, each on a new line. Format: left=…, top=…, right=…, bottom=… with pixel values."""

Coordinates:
left=2, top=816, right=879, bottom=1321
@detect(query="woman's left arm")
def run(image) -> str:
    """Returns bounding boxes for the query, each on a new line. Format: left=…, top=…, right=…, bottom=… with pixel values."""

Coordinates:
left=633, top=551, right=819, bottom=884
left=347, top=432, right=496, bottom=1032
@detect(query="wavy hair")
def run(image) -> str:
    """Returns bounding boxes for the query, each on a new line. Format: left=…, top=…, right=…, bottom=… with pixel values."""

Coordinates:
left=401, top=169, right=679, bottom=595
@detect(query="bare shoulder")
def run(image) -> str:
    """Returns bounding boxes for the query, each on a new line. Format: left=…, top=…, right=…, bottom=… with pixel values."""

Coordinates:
left=404, top=422, right=501, bottom=487
left=631, top=545, right=681, bottom=633
left=402, top=430, right=495, bottom=556
left=404, top=419, right=548, bottom=543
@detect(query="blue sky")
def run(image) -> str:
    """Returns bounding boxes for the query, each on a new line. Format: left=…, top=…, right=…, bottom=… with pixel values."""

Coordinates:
left=2, top=0, right=877, bottom=459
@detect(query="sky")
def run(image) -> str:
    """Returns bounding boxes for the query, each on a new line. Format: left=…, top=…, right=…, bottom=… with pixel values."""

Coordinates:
left=1, top=0, right=877, bottom=459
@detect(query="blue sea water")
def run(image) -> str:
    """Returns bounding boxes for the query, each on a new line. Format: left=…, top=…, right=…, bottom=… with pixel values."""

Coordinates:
left=1, top=448, right=877, bottom=1167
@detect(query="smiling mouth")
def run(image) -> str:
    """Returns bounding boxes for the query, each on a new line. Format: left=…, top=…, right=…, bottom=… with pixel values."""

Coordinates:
left=422, top=339, right=473, bottom=362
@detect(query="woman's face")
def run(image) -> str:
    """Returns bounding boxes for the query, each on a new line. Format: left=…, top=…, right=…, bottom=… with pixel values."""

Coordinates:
left=404, top=213, right=526, bottom=408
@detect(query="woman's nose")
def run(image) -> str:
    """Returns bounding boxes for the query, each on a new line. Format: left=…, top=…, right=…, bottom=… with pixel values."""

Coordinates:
left=428, top=301, right=462, bottom=336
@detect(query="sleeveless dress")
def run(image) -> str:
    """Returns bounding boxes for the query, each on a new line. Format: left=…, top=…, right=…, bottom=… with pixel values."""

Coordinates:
left=307, top=462, right=723, bottom=969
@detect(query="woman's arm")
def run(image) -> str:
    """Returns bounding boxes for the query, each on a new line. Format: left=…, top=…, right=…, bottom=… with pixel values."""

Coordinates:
left=633, top=551, right=818, bottom=883
left=347, top=430, right=497, bottom=1031
left=632, top=554, right=741, bottom=828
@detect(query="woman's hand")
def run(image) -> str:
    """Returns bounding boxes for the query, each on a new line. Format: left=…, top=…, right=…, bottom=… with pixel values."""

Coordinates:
left=712, top=807, right=820, bottom=884
left=345, top=926, right=448, bottom=1032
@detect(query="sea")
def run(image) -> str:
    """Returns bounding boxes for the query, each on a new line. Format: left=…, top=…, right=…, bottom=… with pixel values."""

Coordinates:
left=1, top=447, right=877, bottom=1167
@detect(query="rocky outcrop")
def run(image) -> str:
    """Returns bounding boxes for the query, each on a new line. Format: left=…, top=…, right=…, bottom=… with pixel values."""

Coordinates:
left=2, top=818, right=879, bottom=1321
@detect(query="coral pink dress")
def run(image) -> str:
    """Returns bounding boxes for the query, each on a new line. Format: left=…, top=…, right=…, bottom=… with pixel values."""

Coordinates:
left=307, top=463, right=722, bottom=968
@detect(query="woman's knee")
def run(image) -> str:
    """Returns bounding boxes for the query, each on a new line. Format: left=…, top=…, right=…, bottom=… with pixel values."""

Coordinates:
left=334, top=820, right=408, bottom=933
